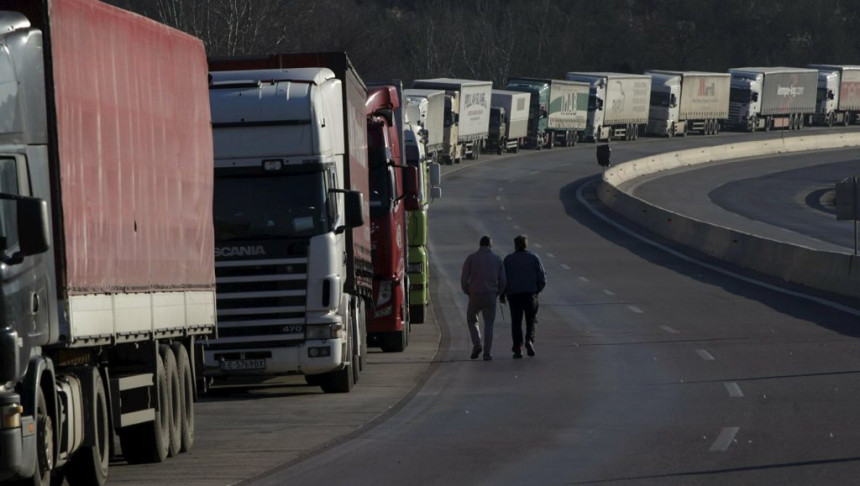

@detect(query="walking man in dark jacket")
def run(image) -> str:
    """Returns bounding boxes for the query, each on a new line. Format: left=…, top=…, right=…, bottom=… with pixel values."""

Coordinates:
left=503, top=235, right=546, bottom=358
left=461, top=236, right=507, bottom=361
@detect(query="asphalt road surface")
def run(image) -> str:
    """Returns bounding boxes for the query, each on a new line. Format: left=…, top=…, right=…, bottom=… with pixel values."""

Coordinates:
left=108, top=128, right=860, bottom=485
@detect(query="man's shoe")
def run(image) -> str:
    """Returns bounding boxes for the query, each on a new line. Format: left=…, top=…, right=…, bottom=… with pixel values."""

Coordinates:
left=525, top=341, right=535, bottom=357
left=513, top=351, right=523, bottom=359
left=483, top=354, right=493, bottom=361
left=471, top=345, right=482, bottom=360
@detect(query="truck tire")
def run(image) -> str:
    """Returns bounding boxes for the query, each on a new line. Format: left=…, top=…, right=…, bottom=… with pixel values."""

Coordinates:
left=118, top=353, right=169, bottom=464
left=319, top=362, right=353, bottom=393
left=171, top=343, right=195, bottom=453
left=159, top=345, right=182, bottom=458
left=64, top=369, right=109, bottom=486
left=410, top=304, right=425, bottom=324
left=17, top=386, right=54, bottom=486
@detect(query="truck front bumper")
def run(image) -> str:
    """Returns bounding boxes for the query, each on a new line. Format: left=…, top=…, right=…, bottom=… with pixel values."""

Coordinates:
left=203, top=338, right=347, bottom=378
left=0, top=393, right=24, bottom=480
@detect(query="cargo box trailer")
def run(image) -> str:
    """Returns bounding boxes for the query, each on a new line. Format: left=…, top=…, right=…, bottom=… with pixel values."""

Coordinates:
left=565, top=72, right=652, bottom=142
left=645, top=70, right=730, bottom=136
left=727, top=67, right=818, bottom=131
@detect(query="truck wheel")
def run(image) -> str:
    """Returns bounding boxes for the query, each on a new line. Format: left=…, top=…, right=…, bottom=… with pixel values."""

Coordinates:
left=410, top=304, right=425, bottom=324
left=827, top=113, right=834, bottom=127
left=20, top=387, right=54, bottom=486
left=844, top=112, right=851, bottom=126
left=749, top=117, right=757, bottom=132
left=160, top=345, right=182, bottom=458
left=119, top=353, right=169, bottom=463
left=171, top=343, right=195, bottom=452
left=64, top=369, right=109, bottom=486
left=319, top=358, right=353, bottom=393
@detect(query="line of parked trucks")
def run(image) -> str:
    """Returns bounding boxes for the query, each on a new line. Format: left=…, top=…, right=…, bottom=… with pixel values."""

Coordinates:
left=3, top=0, right=860, bottom=484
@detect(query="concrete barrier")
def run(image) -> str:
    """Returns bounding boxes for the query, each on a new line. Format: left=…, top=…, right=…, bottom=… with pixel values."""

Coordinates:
left=598, top=133, right=860, bottom=300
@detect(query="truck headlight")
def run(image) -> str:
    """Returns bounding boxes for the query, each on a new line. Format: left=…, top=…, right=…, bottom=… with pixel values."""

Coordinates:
left=376, top=281, right=393, bottom=307
left=306, top=324, right=344, bottom=340
left=1, top=403, right=22, bottom=429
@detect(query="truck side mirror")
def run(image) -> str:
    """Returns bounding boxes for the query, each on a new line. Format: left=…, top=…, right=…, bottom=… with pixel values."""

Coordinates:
left=428, top=162, right=441, bottom=190
left=670, top=94, right=678, bottom=107
left=342, top=191, right=364, bottom=229
left=751, top=92, right=759, bottom=102
left=18, top=197, right=50, bottom=256
left=597, top=99, right=604, bottom=110
left=403, top=166, right=421, bottom=211
left=828, top=90, right=835, bottom=100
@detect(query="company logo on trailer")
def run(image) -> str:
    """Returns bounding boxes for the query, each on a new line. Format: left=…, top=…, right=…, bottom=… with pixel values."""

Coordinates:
left=698, top=80, right=716, bottom=97
left=215, top=245, right=267, bottom=257
left=465, top=92, right=487, bottom=118
left=777, top=85, right=805, bottom=97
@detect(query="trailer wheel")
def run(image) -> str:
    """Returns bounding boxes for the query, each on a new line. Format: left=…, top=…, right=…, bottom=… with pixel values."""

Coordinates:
left=159, top=345, right=181, bottom=458
left=827, top=113, right=835, bottom=127
left=64, top=369, right=109, bottom=486
left=410, top=304, right=425, bottom=324
left=171, top=343, right=195, bottom=452
left=844, top=112, right=851, bottom=126
left=118, top=353, right=169, bottom=463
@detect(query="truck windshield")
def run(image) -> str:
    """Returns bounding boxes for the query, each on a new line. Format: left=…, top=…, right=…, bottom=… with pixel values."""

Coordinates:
left=650, top=92, right=671, bottom=107
left=730, top=88, right=751, bottom=103
left=213, top=172, right=329, bottom=241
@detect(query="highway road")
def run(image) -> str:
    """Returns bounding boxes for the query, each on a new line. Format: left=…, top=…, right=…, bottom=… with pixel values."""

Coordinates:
left=108, top=128, right=860, bottom=485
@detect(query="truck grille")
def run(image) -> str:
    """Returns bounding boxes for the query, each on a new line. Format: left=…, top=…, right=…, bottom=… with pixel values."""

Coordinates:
left=214, top=258, right=309, bottom=339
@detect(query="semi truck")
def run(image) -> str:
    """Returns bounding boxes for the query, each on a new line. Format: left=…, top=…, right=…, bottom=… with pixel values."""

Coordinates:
left=488, top=90, right=531, bottom=154
left=0, top=1, right=216, bottom=484
left=806, top=64, right=860, bottom=126
left=412, top=78, right=492, bottom=163
left=402, top=95, right=442, bottom=325
left=565, top=72, right=652, bottom=142
left=645, top=70, right=731, bottom=136
left=504, top=77, right=590, bottom=148
left=365, top=83, right=420, bottom=352
left=404, top=89, right=446, bottom=164
left=727, top=67, right=818, bottom=131
left=205, top=53, right=370, bottom=393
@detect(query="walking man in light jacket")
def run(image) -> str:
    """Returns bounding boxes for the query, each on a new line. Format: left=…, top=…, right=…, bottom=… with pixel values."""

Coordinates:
left=461, top=236, right=507, bottom=361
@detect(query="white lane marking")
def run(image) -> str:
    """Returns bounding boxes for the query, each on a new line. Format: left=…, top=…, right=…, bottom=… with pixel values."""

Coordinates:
left=496, top=195, right=502, bottom=200
left=507, top=216, right=512, bottom=221
left=696, top=349, right=715, bottom=361
left=660, top=325, right=680, bottom=334
left=534, top=244, right=543, bottom=248
left=500, top=206, right=505, bottom=211
left=579, top=276, right=590, bottom=282
left=710, top=427, right=740, bottom=452
left=561, top=264, right=571, bottom=270
left=724, top=382, right=744, bottom=398
left=627, top=305, right=643, bottom=314
left=604, top=290, right=615, bottom=296
left=576, top=182, right=860, bottom=319
left=546, top=253, right=555, bottom=258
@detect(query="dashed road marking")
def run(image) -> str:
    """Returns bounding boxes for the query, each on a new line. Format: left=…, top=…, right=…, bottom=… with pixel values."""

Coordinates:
left=710, top=427, right=740, bottom=452
left=579, top=276, right=589, bottom=282
left=561, top=264, right=571, bottom=270
left=546, top=253, right=555, bottom=258
left=724, top=382, right=744, bottom=398
left=627, top=305, right=643, bottom=314
left=696, top=349, right=715, bottom=361
left=660, top=325, right=680, bottom=334
left=603, top=290, right=615, bottom=296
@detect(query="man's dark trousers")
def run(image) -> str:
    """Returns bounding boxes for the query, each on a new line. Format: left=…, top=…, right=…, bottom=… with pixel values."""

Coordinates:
left=509, top=293, right=539, bottom=350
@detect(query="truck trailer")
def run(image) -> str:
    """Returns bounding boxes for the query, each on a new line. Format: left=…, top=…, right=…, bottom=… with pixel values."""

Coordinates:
left=504, top=77, right=589, bottom=148
left=645, top=70, right=730, bottom=136
left=412, top=78, right=492, bottom=163
left=0, top=0, right=216, bottom=484
left=404, top=89, right=446, bottom=164
left=807, top=64, right=860, bottom=126
left=727, top=67, right=818, bottom=131
left=488, top=90, right=531, bottom=154
left=565, top=72, right=652, bottom=142
left=206, top=53, right=370, bottom=393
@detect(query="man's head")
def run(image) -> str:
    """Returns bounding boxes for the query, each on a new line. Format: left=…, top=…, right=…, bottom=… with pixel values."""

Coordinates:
left=480, top=235, right=492, bottom=247
left=514, top=235, right=527, bottom=251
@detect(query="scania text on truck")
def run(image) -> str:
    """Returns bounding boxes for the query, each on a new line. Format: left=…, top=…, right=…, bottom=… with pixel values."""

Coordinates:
left=402, top=94, right=442, bottom=324
left=645, top=70, right=730, bottom=137
left=412, top=78, right=492, bottom=162
left=0, top=1, right=216, bottom=484
left=807, top=64, right=860, bottom=126
left=404, top=89, right=446, bottom=165
left=727, top=67, right=818, bottom=131
left=488, top=90, right=530, bottom=154
left=565, top=72, right=652, bottom=142
left=205, top=53, right=370, bottom=393
left=365, top=84, right=420, bottom=352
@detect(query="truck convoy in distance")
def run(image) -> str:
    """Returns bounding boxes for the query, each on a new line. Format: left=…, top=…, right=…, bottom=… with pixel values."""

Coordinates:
left=412, top=78, right=492, bottom=163
left=365, top=84, right=420, bottom=352
left=0, top=0, right=216, bottom=484
left=206, top=52, right=370, bottom=393
left=504, top=77, right=590, bottom=148
left=404, top=89, right=446, bottom=164
left=488, top=90, right=531, bottom=154
left=806, top=64, right=860, bottom=126
left=645, top=70, right=731, bottom=137
left=565, top=72, right=652, bottom=142
left=727, top=67, right=818, bottom=131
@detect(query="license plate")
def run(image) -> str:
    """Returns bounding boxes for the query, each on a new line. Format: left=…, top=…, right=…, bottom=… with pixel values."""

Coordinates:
left=221, top=359, right=266, bottom=371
